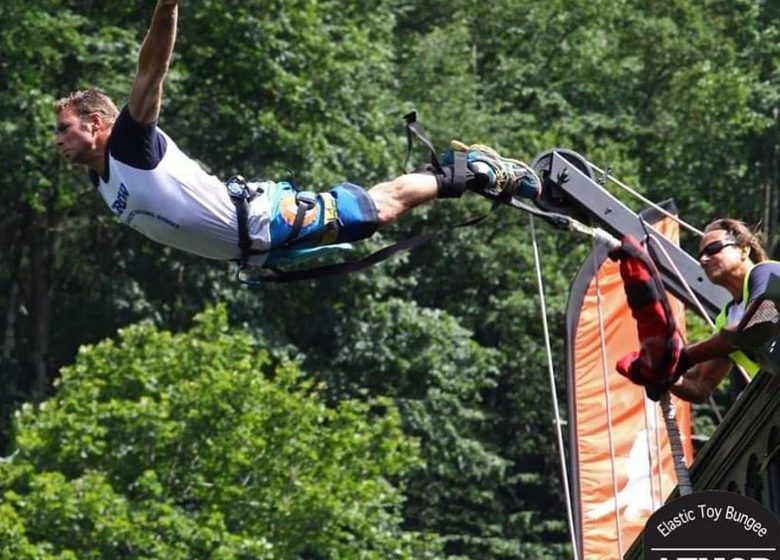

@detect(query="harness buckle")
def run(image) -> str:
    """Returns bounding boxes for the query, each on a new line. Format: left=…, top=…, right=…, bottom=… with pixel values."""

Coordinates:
left=226, top=175, right=249, bottom=199
left=284, top=191, right=319, bottom=247
left=295, top=191, right=317, bottom=208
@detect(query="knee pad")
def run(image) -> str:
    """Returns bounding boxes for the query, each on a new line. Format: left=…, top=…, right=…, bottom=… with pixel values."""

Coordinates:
left=328, top=182, right=378, bottom=242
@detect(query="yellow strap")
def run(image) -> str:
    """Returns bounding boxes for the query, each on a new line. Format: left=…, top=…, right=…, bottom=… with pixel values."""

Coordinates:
left=320, top=193, right=339, bottom=245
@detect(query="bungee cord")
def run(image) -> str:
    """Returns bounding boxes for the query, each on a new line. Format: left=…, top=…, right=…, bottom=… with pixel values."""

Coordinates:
left=588, top=220, right=695, bottom=502
left=528, top=215, right=581, bottom=560
left=661, top=393, right=693, bottom=496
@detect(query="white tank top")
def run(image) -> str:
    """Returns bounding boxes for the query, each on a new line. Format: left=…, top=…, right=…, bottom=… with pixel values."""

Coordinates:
left=92, top=108, right=271, bottom=264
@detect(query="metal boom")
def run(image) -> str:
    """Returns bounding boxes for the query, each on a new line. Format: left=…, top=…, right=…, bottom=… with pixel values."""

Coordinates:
left=532, top=150, right=730, bottom=319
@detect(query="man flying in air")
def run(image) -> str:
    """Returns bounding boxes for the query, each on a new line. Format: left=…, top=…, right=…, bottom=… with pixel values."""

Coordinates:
left=55, top=0, right=541, bottom=276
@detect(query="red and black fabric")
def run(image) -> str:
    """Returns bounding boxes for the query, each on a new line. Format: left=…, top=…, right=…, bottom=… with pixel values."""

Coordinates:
left=610, top=235, right=686, bottom=400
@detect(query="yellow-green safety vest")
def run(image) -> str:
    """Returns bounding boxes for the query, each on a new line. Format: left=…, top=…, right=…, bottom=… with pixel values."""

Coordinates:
left=713, top=263, right=774, bottom=377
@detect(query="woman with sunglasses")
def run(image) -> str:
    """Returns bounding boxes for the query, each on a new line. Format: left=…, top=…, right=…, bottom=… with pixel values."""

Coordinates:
left=670, top=218, right=779, bottom=402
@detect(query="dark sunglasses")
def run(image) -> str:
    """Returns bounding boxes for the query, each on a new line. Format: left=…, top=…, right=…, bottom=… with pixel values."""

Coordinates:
left=698, top=240, right=737, bottom=259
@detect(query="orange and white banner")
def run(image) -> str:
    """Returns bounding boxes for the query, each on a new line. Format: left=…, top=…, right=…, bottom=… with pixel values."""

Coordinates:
left=566, top=218, right=693, bottom=559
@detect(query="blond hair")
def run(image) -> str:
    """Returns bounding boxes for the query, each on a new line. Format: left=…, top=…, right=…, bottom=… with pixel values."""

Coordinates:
left=54, top=89, right=119, bottom=126
left=704, top=218, right=768, bottom=263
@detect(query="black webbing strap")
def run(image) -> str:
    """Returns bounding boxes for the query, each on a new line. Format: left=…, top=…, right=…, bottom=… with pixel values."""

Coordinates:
left=403, top=110, right=444, bottom=174
left=225, top=175, right=254, bottom=269
left=452, top=149, right=468, bottom=191
left=236, top=210, right=493, bottom=284
left=234, top=194, right=582, bottom=285
left=237, top=193, right=595, bottom=284
left=404, top=111, right=474, bottom=199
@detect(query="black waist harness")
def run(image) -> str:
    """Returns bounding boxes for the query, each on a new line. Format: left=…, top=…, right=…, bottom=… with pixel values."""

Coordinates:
left=225, top=175, right=319, bottom=270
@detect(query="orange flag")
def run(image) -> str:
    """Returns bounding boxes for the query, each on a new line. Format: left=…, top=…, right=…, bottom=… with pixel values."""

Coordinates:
left=566, top=217, right=693, bottom=559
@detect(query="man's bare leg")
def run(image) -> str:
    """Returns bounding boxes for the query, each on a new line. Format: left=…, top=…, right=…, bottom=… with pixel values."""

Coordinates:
left=367, top=143, right=541, bottom=228
left=368, top=173, right=438, bottom=227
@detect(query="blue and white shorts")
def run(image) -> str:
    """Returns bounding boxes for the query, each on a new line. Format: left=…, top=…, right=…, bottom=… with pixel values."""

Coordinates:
left=265, top=181, right=378, bottom=266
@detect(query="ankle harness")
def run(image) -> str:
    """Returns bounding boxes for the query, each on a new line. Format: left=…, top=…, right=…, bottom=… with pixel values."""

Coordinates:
left=403, top=111, right=471, bottom=198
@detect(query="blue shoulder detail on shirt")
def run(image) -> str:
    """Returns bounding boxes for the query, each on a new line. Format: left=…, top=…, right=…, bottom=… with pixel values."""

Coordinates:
left=747, top=261, right=780, bottom=303
left=108, top=105, right=168, bottom=170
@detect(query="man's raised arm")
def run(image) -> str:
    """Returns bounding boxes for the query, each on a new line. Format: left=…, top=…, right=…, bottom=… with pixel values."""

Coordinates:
left=128, top=0, right=179, bottom=124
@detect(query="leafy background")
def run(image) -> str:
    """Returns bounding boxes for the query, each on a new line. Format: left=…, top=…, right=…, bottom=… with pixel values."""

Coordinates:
left=0, top=0, right=778, bottom=558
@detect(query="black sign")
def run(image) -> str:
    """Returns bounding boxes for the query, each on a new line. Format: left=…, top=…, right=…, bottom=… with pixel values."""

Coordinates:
left=644, top=491, right=780, bottom=560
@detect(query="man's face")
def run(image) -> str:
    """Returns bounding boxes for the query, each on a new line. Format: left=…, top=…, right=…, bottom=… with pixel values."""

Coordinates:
left=55, top=107, right=97, bottom=165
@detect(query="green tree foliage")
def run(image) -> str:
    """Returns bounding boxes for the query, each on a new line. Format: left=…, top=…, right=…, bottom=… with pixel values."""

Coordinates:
left=0, top=306, right=436, bottom=559
left=170, top=0, right=401, bottom=187
left=321, top=297, right=510, bottom=556
left=0, top=0, right=147, bottom=410
left=1, top=0, right=779, bottom=558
